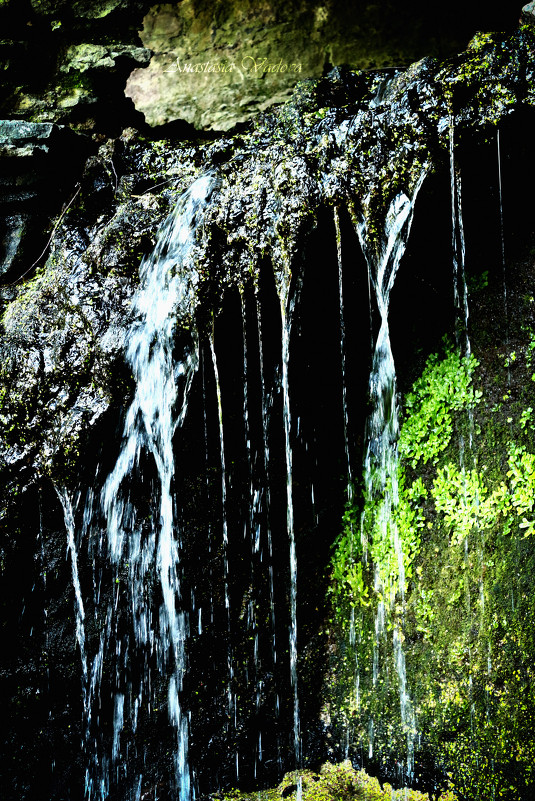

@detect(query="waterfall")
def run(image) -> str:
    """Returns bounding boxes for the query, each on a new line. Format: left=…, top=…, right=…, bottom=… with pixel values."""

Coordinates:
left=96, top=173, right=217, bottom=801
left=354, top=167, right=428, bottom=781
left=355, top=172, right=427, bottom=593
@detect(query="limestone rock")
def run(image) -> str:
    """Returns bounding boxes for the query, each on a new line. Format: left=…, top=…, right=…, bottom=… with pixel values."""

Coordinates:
left=126, top=0, right=326, bottom=131
left=125, top=0, right=518, bottom=132
left=59, top=43, right=151, bottom=74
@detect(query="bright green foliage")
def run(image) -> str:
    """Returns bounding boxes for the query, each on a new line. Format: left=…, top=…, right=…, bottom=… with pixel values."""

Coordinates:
left=525, top=329, right=535, bottom=369
left=331, top=492, right=369, bottom=614
left=331, top=469, right=425, bottom=618
left=519, top=405, right=534, bottom=429
left=431, top=445, right=535, bottom=544
left=432, top=464, right=508, bottom=544
left=399, top=350, right=481, bottom=468
left=507, top=444, right=535, bottom=536
left=331, top=547, right=369, bottom=610
left=331, top=349, right=479, bottom=616
left=367, top=468, right=426, bottom=602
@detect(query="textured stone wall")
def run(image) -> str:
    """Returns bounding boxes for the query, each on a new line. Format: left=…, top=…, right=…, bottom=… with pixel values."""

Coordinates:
left=0, top=0, right=523, bottom=134
left=125, top=0, right=522, bottom=131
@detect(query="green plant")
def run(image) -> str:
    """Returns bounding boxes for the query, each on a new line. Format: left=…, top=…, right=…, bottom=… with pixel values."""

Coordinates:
left=507, top=443, right=535, bottom=536
left=519, top=406, right=534, bottom=429
left=399, top=349, right=481, bottom=468
left=431, top=463, right=508, bottom=545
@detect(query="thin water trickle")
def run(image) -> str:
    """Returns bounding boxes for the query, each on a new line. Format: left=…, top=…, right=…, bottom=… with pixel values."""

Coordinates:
left=276, top=259, right=304, bottom=798
left=58, top=486, right=113, bottom=800
left=449, top=122, right=485, bottom=729
left=209, top=331, right=235, bottom=738
left=334, top=206, right=352, bottom=492
left=255, top=293, right=278, bottom=664
left=449, top=116, right=470, bottom=359
left=202, top=352, right=216, bottom=628
left=57, top=487, right=88, bottom=683
left=256, top=286, right=284, bottom=769
left=281, top=300, right=301, bottom=798
left=241, top=292, right=264, bottom=772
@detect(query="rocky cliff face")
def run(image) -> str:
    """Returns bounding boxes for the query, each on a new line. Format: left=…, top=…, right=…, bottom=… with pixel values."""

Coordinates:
left=0, top=0, right=152, bottom=132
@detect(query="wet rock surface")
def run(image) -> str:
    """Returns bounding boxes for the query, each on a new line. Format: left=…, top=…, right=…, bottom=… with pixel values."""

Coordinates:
left=0, top=132, right=202, bottom=475
left=523, top=2, right=535, bottom=23
left=0, top=120, right=89, bottom=276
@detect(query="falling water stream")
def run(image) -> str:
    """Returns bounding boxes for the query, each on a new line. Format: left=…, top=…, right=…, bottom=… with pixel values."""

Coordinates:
left=51, top=126, right=452, bottom=798
left=354, top=167, right=428, bottom=781
left=334, top=206, right=352, bottom=496
left=280, top=283, right=302, bottom=801
left=96, top=174, right=218, bottom=800
left=3, top=19, right=532, bottom=801
left=57, top=488, right=88, bottom=685
left=256, top=291, right=282, bottom=772
left=47, top=51, right=526, bottom=800
left=449, top=116, right=470, bottom=360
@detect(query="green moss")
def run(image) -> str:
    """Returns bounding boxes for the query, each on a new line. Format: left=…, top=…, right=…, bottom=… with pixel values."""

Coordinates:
left=220, top=761, right=455, bottom=801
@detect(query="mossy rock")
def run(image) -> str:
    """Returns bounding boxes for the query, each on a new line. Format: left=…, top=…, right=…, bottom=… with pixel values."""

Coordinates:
left=220, top=761, right=455, bottom=801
